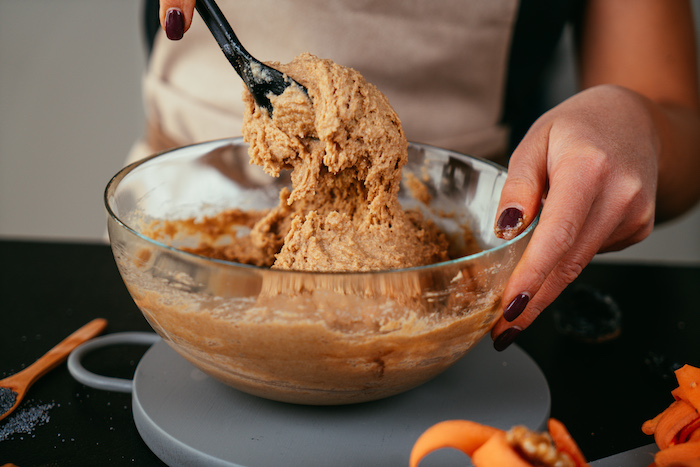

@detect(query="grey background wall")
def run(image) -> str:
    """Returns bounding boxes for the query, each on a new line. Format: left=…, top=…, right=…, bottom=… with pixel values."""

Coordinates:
left=1, top=0, right=698, bottom=264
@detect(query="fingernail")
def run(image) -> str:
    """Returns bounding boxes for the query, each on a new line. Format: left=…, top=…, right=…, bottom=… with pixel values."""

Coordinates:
left=503, top=293, right=530, bottom=322
left=493, top=327, right=522, bottom=352
left=165, top=8, right=185, bottom=40
left=496, top=207, right=524, bottom=231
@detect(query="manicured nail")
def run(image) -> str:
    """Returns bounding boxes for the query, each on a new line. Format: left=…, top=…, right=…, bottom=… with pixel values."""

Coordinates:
left=496, top=207, right=524, bottom=231
left=503, top=293, right=530, bottom=322
left=493, top=327, right=522, bottom=352
left=165, top=8, right=185, bottom=40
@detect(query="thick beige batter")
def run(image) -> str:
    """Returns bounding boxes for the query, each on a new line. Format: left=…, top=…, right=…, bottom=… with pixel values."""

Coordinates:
left=244, top=53, right=450, bottom=271
left=165, top=53, right=449, bottom=272
left=114, top=242, right=503, bottom=405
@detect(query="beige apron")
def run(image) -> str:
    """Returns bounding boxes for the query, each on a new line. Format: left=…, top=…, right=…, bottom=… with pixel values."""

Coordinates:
left=128, top=0, right=519, bottom=165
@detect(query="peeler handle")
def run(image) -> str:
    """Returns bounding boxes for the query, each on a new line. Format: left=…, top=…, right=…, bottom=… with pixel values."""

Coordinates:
left=67, top=332, right=160, bottom=393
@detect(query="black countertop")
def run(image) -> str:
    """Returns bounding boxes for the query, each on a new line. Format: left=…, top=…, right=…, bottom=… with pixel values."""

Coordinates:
left=1, top=238, right=698, bottom=466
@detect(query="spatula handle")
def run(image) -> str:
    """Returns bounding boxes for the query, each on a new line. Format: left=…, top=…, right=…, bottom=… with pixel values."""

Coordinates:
left=15, top=318, right=108, bottom=389
left=195, top=0, right=253, bottom=76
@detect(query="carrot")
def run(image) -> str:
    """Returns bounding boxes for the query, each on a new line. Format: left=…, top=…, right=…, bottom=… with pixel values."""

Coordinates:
left=653, top=441, right=700, bottom=467
left=548, top=418, right=588, bottom=467
left=675, top=365, right=700, bottom=411
left=409, top=420, right=502, bottom=467
left=471, top=431, right=532, bottom=467
left=672, top=386, right=684, bottom=402
left=689, top=426, right=700, bottom=443
left=654, top=400, right=700, bottom=449
left=644, top=411, right=666, bottom=435
left=677, top=417, right=700, bottom=444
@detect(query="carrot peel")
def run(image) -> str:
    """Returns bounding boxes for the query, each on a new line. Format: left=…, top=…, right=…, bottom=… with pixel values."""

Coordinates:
left=643, top=411, right=665, bottom=435
left=654, top=441, right=700, bottom=467
left=654, top=400, right=699, bottom=449
left=675, top=364, right=700, bottom=411
left=677, top=417, right=700, bottom=444
left=548, top=418, right=588, bottom=467
left=410, top=418, right=589, bottom=466
left=642, top=364, right=700, bottom=466
left=409, top=420, right=501, bottom=467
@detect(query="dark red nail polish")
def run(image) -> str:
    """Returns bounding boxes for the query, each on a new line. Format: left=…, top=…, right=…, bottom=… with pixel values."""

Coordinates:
left=504, top=293, right=530, bottom=322
left=496, top=207, right=524, bottom=231
left=493, top=327, right=521, bottom=352
left=165, top=8, right=185, bottom=40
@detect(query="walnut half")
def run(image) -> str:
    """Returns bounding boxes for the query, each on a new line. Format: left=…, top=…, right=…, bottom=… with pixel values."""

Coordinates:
left=506, top=425, right=575, bottom=467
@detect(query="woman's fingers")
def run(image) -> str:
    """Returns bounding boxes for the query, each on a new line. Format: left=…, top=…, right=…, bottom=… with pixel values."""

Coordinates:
left=494, top=121, right=549, bottom=242
left=492, top=196, right=610, bottom=346
left=492, top=152, right=602, bottom=348
left=159, top=0, right=196, bottom=40
left=492, top=183, right=655, bottom=349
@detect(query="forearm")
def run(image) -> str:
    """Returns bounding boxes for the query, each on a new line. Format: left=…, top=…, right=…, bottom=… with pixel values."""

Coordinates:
left=578, top=0, right=700, bottom=222
left=651, top=100, right=700, bottom=222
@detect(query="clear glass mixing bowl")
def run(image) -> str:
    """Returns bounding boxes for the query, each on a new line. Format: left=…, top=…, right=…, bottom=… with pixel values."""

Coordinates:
left=105, top=137, right=536, bottom=405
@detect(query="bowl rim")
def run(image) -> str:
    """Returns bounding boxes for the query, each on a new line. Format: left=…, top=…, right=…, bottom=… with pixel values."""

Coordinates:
left=104, top=137, right=539, bottom=277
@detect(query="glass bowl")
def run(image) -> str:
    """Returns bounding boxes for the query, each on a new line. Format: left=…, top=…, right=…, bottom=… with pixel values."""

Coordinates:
left=105, top=137, right=535, bottom=405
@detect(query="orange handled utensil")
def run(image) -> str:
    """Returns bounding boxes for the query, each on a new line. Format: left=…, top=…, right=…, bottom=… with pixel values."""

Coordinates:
left=0, top=318, right=108, bottom=422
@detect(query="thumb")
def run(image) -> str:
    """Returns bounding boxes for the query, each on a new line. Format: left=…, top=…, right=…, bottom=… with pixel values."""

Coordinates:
left=494, top=123, right=549, bottom=240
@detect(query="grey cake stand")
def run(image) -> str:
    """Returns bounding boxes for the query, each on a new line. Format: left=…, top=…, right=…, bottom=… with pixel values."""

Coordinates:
left=69, top=334, right=550, bottom=467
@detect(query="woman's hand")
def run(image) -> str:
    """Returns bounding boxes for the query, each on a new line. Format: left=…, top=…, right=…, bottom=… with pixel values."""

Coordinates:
left=159, top=0, right=196, bottom=40
left=491, top=84, right=660, bottom=350
left=490, top=0, right=700, bottom=350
